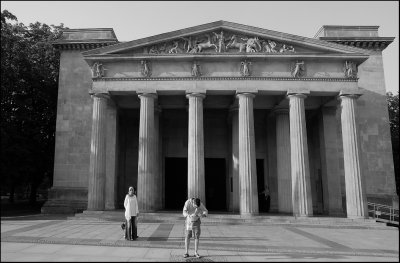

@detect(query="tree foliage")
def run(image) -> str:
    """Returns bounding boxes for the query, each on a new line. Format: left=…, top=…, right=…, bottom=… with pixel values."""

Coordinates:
left=1, top=10, right=66, bottom=204
left=387, top=91, right=399, bottom=195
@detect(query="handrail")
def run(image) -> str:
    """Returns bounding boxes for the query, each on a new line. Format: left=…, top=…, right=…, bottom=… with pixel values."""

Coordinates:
left=367, top=202, right=399, bottom=224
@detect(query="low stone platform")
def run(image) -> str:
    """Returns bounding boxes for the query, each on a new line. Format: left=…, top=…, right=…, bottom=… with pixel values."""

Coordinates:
left=2, top=216, right=398, bottom=262
left=68, top=210, right=388, bottom=228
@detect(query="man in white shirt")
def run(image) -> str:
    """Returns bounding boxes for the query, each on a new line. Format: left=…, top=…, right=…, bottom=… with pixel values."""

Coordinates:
left=182, top=197, right=208, bottom=258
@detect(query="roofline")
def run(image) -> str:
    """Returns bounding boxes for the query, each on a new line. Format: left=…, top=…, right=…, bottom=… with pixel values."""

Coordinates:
left=82, top=20, right=365, bottom=56
left=314, top=25, right=380, bottom=39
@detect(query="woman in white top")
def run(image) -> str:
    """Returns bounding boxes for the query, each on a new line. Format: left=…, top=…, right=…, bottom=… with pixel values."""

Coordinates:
left=124, top=186, right=139, bottom=240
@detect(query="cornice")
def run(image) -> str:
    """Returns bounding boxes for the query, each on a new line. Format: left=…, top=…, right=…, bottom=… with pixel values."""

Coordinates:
left=83, top=53, right=369, bottom=63
left=92, top=76, right=358, bottom=82
left=319, top=37, right=394, bottom=51
left=53, top=41, right=117, bottom=51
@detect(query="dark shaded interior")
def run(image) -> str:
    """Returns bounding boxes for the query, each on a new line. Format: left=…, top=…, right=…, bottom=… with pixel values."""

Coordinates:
left=256, top=159, right=265, bottom=212
left=164, top=157, right=188, bottom=210
left=205, top=158, right=227, bottom=211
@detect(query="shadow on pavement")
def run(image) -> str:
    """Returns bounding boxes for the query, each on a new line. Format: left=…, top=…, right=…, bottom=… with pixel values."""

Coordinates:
left=1, top=199, right=72, bottom=220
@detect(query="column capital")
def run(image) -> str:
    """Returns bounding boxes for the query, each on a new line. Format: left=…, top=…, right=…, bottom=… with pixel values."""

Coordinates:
left=186, top=92, right=206, bottom=99
left=138, top=92, right=158, bottom=99
left=338, top=88, right=363, bottom=99
left=286, top=92, right=307, bottom=99
left=338, top=92, right=361, bottom=100
left=236, top=92, right=256, bottom=99
left=90, top=92, right=110, bottom=100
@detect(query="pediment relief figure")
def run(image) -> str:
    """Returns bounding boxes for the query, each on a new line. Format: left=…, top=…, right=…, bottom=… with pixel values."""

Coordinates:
left=343, top=61, right=357, bottom=78
left=91, top=62, right=107, bottom=78
left=191, top=61, right=201, bottom=77
left=240, top=60, right=252, bottom=77
left=140, top=60, right=151, bottom=77
left=140, top=30, right=297, bottom=54
left=291, top=60, right=306, bottom=78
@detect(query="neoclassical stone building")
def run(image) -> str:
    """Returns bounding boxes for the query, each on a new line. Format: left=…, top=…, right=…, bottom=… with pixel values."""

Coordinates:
left=42, top=21, right=396, bottom=219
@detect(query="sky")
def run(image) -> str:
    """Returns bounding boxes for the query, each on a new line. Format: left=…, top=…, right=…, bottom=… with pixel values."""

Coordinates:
left=1, top=1, right=399, bottom=94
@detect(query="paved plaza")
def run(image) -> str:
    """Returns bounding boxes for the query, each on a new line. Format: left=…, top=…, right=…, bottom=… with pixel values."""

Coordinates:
left=1, top=215, right=399, bottom=262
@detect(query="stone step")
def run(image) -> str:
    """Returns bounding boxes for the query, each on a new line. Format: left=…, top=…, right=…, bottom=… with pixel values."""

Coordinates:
left=67, top=210, right=389, bottom=228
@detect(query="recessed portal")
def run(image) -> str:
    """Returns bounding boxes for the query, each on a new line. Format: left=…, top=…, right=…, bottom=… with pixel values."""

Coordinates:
left=165, top=157, right=187, bottom=210
left=256, top=159, right=266, bottom=212
left=205, top=158, right=227, bottom=211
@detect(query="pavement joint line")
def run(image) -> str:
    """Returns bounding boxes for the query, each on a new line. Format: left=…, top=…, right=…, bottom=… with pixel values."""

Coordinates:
left=2, top=236, right=398, bottom=258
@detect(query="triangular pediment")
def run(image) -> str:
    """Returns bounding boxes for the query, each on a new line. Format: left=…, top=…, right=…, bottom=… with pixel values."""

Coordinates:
left=82, top=21, right=366, bottom=56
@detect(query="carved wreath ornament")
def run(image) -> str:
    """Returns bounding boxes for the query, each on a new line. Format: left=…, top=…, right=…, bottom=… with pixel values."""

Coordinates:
left=143, top=30, right=296, bottom=54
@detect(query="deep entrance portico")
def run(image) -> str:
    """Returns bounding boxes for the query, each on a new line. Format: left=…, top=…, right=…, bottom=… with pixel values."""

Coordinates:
left=44, top=21, right=396, bottom=218
left=81, top=23, right=371, bottom=218
left=87, top=88, right=366, bottom=218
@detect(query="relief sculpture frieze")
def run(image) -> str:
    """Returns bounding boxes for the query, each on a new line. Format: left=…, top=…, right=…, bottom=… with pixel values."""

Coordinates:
left=142, top=30, right=296, bottom=54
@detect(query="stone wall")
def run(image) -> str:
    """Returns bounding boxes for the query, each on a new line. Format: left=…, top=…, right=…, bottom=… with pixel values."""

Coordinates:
left=42, top=51, right=93, bottom=213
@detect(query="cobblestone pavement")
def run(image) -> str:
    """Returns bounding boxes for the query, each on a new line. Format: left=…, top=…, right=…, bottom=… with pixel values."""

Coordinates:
left=1, top=217, right=399, bottom=262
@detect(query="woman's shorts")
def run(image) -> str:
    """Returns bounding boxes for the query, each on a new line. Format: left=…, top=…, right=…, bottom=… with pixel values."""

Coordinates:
left=185, top=225, right=201, bottom=239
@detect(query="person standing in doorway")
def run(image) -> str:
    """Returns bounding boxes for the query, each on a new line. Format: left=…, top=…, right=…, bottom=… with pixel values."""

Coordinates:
left=259, top=185, right=271, bottom=212
left=182, top=197, right=208, bottom=258
left=124, top=186, right=139, bottom=240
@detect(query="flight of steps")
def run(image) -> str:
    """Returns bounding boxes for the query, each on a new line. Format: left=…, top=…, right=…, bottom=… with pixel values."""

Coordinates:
left=68, top=210, right=390, bottom=228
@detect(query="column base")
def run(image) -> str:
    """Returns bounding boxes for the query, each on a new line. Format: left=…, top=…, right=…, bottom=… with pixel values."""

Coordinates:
left=240, top=212, right=259, bottom=218
left=346, top=215, right=369, bottom=220
left=293, top=214, right=313, bottom=218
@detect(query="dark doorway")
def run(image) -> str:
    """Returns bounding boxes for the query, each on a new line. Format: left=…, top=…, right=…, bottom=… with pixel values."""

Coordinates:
left=165, top=157, right=187, bottom=210
left=256, top=159, right=266, bottom=212
left=205, top=158, right=227, bottom=211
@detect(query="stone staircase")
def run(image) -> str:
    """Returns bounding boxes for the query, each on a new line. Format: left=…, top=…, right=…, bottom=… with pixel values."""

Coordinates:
left=68, top=210, right=390, bottom=228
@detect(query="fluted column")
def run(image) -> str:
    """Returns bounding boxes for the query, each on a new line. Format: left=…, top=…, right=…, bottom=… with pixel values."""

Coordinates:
left=88, top=93, right=109, bottom=210
left=288, top=93, right=313, bottom=217
left=137, top=93, right=157, bottom=212
left=186, top=93, right=206, bottom=203
left=237, top=93, right=258, bottom=216
left=339, top=93, right=367, bottom=219
left=275, top=109, right=292, bottom=213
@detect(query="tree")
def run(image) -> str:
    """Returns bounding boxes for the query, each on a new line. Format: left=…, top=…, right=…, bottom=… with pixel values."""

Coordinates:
left=1, top=10, right=66, bottom=204
left=387, top=91, right=399, bottom=196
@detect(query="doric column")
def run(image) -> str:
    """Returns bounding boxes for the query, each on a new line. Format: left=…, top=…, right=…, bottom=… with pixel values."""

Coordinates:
left=274, top=108, right=292, bottom=213
left=186, top=93, right=206, bottom=203
left=236, top=92, right=258, bottom=216
left=230, top=106, right=240, bottom=212
left=319, top=107, right=343, bottom=216
left=339, top=93, right=367, bottom=219
left=137, top=93, right=157, bottom=212
left=88, top=93, right=109, bottom=211
left=105, top=99, right=118, bottom=210
left=288, top=93, right=313, bottom=217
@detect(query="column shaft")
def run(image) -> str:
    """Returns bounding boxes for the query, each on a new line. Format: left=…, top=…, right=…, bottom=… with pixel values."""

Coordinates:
left=187, top=93, right=206, bottom=203
left=339, top=94, right=367, bottom=218
left=237, top=93, right=258, bottom=216
left=137, top=93, right=157, bottom=212
left=88, top=93, right=109, bottom=211
left=105, top=99, right=118, bottom=210
left=288, top=93, right=313, bottom=216
left=275, top=109, right=292, bottom=213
